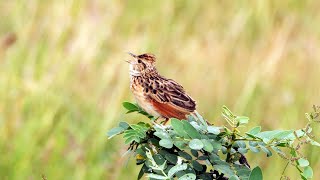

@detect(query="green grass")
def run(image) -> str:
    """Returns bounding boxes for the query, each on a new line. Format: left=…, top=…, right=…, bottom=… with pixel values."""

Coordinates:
left=0, top=0, right=320, bottom=179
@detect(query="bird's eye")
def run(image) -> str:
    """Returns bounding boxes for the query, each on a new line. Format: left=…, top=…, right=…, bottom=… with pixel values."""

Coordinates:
left=138, top=60, right=142, bottom=63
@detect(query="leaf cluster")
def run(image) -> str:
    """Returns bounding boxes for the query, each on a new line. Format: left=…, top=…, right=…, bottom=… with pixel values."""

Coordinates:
left=107, top=103, right=320, bottom=180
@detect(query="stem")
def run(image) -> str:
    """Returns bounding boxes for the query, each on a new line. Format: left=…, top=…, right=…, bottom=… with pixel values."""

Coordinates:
left=226, top=129, right=237, bottom=163
left=159, top=169, right=169, bottom=179
left=280, top=162, right=289, bottom=180
left=234, top=138, right=261, bottom=142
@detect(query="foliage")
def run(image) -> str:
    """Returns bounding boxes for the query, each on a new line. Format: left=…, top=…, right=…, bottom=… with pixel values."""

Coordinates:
left=108, top=102, right=320, bottom=180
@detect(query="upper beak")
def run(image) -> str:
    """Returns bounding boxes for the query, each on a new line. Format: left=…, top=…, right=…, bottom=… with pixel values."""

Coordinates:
left=128, top=52, right=137, bottom=58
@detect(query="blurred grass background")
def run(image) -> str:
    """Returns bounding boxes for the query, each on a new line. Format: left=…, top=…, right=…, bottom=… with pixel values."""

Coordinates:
left=1, top=0, right=320, bottom=179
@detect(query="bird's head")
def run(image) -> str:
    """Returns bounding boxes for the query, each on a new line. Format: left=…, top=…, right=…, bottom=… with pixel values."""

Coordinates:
left=127, top=53, right=156, bottom=76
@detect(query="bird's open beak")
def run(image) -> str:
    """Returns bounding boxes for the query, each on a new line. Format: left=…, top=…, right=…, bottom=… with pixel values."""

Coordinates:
left=126, top=52, right=137, bottom=64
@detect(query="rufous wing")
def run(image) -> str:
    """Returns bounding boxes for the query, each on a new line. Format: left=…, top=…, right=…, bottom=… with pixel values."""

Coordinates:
left=150, top=99, right=189, bottom=119
left=147, top=77, right=196, bottom=120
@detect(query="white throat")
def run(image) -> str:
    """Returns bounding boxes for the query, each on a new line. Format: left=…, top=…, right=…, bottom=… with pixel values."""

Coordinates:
left=129, top=64, right=141, bottom=77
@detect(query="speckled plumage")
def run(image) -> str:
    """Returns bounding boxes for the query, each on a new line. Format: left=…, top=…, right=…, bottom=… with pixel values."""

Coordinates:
left=127, top=53, right=196, bottom=121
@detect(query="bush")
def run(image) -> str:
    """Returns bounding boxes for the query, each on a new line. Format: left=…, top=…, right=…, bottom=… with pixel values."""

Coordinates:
left=108, top=102, right=320, bottom=180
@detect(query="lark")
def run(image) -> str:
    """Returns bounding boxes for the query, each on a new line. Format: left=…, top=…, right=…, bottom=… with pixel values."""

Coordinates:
left=127, top=53, right=196, bottom=123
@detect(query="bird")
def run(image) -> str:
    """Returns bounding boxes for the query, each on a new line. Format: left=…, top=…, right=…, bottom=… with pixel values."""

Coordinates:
left=127, top=52, right=196, bottom=124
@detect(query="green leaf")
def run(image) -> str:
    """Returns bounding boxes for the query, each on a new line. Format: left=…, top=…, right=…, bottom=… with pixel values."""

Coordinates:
left=249, top=145, right=260, bottom=153
left=158, top=160, right=167, bottom=171
left=138, top=110, right=153, bottom=119
left=171, top=119, right=190, bottom=138
left=259, top=144, right=272, bottom=157
left=187, top=115, right=197, bottom=122
left=222, top=106, right=235, bottom=118
left=307, top=137, right=320, bottom=147
left=262, top=138, right=270, bottom=144
left=247, top=126, right=261, bottom=135
left=123, top=130, right=137, bottom=138
left=214, top=164, right=235, bottom=177
left=178, top=151, right=192, bottom=160
left=234, top=164, right=251, bottom=179
left=168, top=164, right=188, bottom=178
left=249, top=166, right=263, bottom=180
left=194, top=111, right=208, bottom=127
left=301, top=166, right=313, bottom=179
left=137, top=164, right=147, bottom=180
left=130, top=124, right=148, bottom=131
left=238, top=148, right=248, bottom=154
left=273, top=130, right=294, bottom=139
left=147, top=173, right=168, bottom=179
left=271, top=146, right=285, bottom=156
left=190, top=149, right=198, bottom=157
left=154, top=131, right=170, bottom=139
left=125, top=109, right=137, bottom=114
left=107, top=127, right=125, bottom=139
left=122, top=101, right=139, bottom=111
left=136, top=148, right=147, bottom=158
left=190, top=121, right=205, bottom=131
left=237, top=141, right=246, bottom=148
left=178, top=173, right=196, bottom=180
left=119, top=121, right=130, bottom=129
left=207, top=126, right=220, bottom=135
left=198, top=156, right=208, bottom=160
left=298, top=158, right=309, bottom=167
left=201, top=139, right=213, bottom=153
left=249, top=141, right=258, bottom=147
left=182, top=121, right=201, bottom=139
left=174, top=140, right=188, bottom=150
left=290, top=148, right=297, bottom=157
left=124, top=129, right=145, bottom=139
left=229, top=175, right=240, bottom=180
left=221, top=146, right=227, bottom=154
left=153, top=154, right=166, bottom=168
left=137, top=131, right=147, bottom=138
left=189, top=139, right=204, bottom=150
left=293, top=128, right=312, bottom=139
left=211, top=141, right=222, bottom=151
left=164, top=164, right=174, bottom=175
left=236, top=116, right=249, bottom=125
left=137, top=121, right=150, bottom=127
left=191, top=160, right=203, bottom=171
left=198, top=173, right=213, bottom=180
left=175, top=171, right=186, bottom=178
left=164, top=153, right=178, bottom=164
left=246, top=133, right=259, bottom=139
left=255, top=130, right=293, bottom=140
left=209, top=154, right=229, bottom=166
left=124, top=135, right=140, bottom=144
left=159, top=139, right=173, bottom=149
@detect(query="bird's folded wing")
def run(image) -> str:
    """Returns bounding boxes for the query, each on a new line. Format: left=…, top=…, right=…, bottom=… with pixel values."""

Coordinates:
left=146, top=78, right=196, bottom=116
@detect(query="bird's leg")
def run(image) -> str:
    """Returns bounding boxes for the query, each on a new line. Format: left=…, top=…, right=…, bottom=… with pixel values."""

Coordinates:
left=153, top=116, right=163, bottom=124
left=151, top=118, right=169, bottom=130
left=153, top=117, right=169, bottom=125
left=152, top=117, right=170, bottom=129
left=152, top=116, right=160, bottom=123
left=162, top=118, right=170, bottom=125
